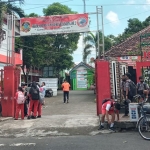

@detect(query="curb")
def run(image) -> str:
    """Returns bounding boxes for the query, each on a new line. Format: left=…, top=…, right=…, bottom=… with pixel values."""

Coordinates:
left=115, top=121, right=136, bottom=129
left=101, top=121, right=137, bottom=129
left=0, top=117, right=13, bottom=122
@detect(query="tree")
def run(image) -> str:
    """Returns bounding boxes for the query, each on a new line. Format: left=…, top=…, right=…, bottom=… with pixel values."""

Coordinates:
left=124, top=18, right=144, bottom=35
left=42, top=3, right=80, bottom=76
left=43, top=2, right=73, bottom=16
left=15, top=13, right=44, bottom=82
left=83, top=32, right=96, bottom=63
left=15, top=3, right=80, bottom=82
left=83, top=31, right=112, bottom=62
left=142, top=16, right=150, bottom=28
left=113, top=18, right=145, bottom=46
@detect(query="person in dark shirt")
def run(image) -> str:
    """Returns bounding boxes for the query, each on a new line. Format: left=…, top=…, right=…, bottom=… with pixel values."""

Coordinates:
left=137, top=76, right=149, bottom=100
left=120, top=75, right=126, bottom=100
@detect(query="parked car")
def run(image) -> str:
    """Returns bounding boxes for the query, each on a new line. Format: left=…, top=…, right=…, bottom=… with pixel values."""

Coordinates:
left=45, top=88, right=53, bottom=97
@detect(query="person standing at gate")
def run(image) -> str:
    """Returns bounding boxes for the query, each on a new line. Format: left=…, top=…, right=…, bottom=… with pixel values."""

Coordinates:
left=62, top=79, right=70, bottom=104
left=28, top=81, right=39, bottom=119
left=41, top=82, right=46, bottom=105
left=124, top=72, right=136, bottom=116
left=137, top=76, right=149, bottom=100
left=120, top=75, right=126, bottom=100
left=14, top=87, right=25, bottom=120
left=22, top=84, right=28, bottom=117
left=37, top=84, right=44, bottom=118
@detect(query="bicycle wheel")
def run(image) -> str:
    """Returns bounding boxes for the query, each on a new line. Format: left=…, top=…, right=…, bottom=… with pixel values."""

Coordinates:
left=138, top=115, right=150, bottom=140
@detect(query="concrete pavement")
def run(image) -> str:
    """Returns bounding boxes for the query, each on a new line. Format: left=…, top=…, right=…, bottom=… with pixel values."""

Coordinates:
left=0, top=90, right=139, bottom=137
left=0, top=90, right=100, bottom=137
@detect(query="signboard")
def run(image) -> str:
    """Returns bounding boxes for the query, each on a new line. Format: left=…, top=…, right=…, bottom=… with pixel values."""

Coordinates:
left=20, top=14, right=89, bottom=36
left=77, top=70, right=87, bottom=88
left=117, top=56, right=141, bottom=68
left=39, top=78, right=58, bottom=96
left=129, top=103, right=139, bottom=122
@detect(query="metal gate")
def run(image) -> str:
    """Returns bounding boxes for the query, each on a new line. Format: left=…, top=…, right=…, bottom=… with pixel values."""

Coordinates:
left=0, top=69, right=4, bottom=114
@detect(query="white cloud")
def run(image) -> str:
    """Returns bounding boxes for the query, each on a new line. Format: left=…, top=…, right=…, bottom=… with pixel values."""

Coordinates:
left=143, top=0, right=150, bottom=10
left=106, top=11, right=120, bottom=27
left=124, top=0, right=136, bottom=4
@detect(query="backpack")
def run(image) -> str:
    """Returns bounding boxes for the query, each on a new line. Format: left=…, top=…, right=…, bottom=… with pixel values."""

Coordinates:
left=30, top=87, right=39, bottom=100
left=102, top=99, right=113, bottom=107
left=128, top=81, right=136, bottom=97
left=39, top=87, right=43, bottom=92
left=17, top=91, right=25, bottom=104
left=137, top=82, right=147, bottom=91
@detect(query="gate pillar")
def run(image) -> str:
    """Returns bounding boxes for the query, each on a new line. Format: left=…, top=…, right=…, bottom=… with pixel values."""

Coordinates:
left=95, top=60, right=111, bottom=115
left=1, top=66, right=20, bottom=117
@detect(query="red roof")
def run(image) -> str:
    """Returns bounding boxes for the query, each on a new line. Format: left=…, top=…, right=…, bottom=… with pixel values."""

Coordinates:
left=105, top=25, right=150, bottom=57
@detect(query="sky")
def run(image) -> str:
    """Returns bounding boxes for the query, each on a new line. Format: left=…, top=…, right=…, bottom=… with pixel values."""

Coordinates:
left=13, top=0, right=150, bottom=64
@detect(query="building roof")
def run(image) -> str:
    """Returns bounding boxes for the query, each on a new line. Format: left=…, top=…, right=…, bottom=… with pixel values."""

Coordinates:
left=105, top=25, right=150, bottom=57
left=70, top=62, right=94, bottom=74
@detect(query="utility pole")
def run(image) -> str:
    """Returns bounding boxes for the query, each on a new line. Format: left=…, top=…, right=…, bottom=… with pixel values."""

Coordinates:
left=101, top=6, right=105, bottom=58
left=82, top=0, right=86, bottom=63
left=83, top=0, right=86, bottom=13
left=96, top=6, right=100, bottom=59
left=96, top=6, right=105, bottom=59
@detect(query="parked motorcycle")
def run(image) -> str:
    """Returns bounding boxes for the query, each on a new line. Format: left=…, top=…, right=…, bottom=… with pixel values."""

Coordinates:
left=45, top=88, right=53, bottom=97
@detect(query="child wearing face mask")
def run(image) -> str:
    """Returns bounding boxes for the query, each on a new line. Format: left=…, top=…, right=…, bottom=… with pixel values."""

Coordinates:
left=137, top=76, right=149, bottom=100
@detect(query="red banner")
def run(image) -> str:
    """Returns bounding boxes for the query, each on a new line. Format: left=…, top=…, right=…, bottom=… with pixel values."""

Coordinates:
left=20, top=14, right=89, bottom=36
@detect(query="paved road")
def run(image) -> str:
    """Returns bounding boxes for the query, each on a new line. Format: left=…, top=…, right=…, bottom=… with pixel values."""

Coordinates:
left=43, top=90, right=96, bottom=115
left=0, top=132, right=149, bottom=150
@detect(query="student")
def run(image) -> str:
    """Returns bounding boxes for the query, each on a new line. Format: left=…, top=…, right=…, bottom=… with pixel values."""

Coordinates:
left=42, top=82, right=46, bottom=105
left=124, top=72, right=136, bottom=116
left=37, top=85, right=44, bottom=118
left=98, top=98, right=120, bottom=132
left=125, top=72, right=135, bottom=101
left=28, top=81, right=39, bottom=119
left=61, top=79, right=70, bottom=104
left=15, top=87, right=25, bottom=120
left=137, top=76, right=149, bottom=100
left=120, top=75, right=126, bottom=100
left=22, top=84, right=28, bottom=117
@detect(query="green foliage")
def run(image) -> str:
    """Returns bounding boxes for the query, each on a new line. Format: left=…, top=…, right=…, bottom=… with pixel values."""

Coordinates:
left=83, top=31, right=112, bottom=62
left=109, top=17, right=150, bottom=46
left=124, top=18, right=144, bottom=35
left=43, top=3, right=80, bottom=74
left=15, top=3, right=80, bottom=81
left=87, top=74, right=94, bottom=86
left=43, top=2, right=75, bottom=16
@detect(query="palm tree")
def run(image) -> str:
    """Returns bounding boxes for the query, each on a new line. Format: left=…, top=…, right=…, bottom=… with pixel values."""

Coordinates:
left=0, top=0, right=24, bottom=43
left=83, top=32, right=113, bottom=62
left=83, top=32, right=101, bottom=63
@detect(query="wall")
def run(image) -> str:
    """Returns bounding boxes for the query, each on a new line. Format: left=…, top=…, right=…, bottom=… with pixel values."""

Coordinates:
left=0, top=14, right=22, bottom=66
left=109, top=57, right=128, bottom=102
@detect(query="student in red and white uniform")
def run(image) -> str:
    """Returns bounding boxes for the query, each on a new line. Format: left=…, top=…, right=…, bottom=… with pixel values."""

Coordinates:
left=98, top=99, right=120, bottom=132
left=15, top=87, right=25, bottom=120
left=37, top=85, right=44, bottom=118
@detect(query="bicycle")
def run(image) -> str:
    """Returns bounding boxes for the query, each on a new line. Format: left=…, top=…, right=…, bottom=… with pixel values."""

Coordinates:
left=134, top=94, right=150, bottom=140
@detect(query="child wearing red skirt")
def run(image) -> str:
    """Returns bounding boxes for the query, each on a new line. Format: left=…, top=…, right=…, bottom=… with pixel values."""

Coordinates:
left=15, top=87, right=25, bottom=120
